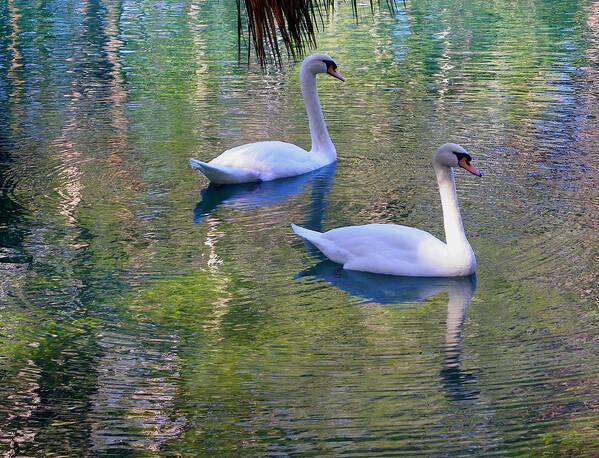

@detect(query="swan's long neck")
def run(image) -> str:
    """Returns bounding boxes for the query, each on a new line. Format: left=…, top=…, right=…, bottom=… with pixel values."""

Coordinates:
left=300, top=68, right=336, bottom=160
left=434, top=165, right=470, bottom=251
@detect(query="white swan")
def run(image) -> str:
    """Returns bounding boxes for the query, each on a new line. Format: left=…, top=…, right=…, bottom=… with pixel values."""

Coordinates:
left=292, top=144, right=483, bottom=277
left=190, top=53, right=344, bottom=185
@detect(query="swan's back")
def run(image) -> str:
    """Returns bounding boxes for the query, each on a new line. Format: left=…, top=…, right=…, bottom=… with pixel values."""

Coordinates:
left=210, top=141, right=328, bottom=182
left=294, top=223, right=457, bottom=277
left=325, top=224, right=449, bottom=276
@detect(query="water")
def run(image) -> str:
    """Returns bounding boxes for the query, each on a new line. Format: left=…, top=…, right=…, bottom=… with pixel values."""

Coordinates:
left=1, top=0, right=598, bottom=454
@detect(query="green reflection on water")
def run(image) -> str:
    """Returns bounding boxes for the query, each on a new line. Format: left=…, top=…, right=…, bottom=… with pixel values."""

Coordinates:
left=0, top=0, right=598, bottom=455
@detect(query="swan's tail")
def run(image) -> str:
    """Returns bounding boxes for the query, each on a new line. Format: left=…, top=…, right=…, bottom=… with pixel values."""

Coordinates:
left=190, top=158, right=259, bottom=185
left=292, top=223, right=349, bottom=266
left=291, top=223, right=325, bottom=246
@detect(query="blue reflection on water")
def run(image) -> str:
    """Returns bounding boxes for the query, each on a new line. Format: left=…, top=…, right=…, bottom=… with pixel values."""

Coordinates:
left=298, top=262, right=479, bottom=402
left=193, top=162, right=337, bottom=224
left=298, top=260, right=475, bottom=305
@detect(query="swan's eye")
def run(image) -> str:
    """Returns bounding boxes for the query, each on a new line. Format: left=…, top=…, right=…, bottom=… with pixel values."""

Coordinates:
left=453, top=151, right=472, bottom=163
left=322, top=59, right=337, bottom=70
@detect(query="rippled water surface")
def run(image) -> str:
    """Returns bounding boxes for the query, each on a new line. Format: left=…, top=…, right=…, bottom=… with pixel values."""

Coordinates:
left=1, top=0, right=598, bottom=454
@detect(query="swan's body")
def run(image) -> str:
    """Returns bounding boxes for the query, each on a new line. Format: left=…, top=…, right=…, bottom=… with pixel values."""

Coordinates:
left=292, top=144, right=482, bottom=277
left=190, top=141, right=326, bottom=184
left=190, top=54, right=343, bottom=185
left=291, top=223, right=471, bottom=277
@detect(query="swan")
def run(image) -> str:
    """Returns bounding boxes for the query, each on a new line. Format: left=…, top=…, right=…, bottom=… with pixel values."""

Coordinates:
left=189, top=53, right=344, bottom=185
left=291, top=143, right=483, bottom=277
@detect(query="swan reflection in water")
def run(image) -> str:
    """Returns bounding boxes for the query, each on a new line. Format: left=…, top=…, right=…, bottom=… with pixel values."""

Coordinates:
left=193, top=162, right=336, bottom=224
left=297, top=262, right=479, bottom=402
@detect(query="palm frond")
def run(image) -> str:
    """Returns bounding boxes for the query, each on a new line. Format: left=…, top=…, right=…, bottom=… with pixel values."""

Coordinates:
left=238, top=0, right=397, bottom=66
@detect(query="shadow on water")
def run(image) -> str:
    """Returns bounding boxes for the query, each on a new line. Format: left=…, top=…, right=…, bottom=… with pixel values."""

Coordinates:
left=298, top=261, right=479, bottom=402
left=0, top=159, right=30, bottom=296
left=0, top=138, right=30, bottom=268
left=193, top=162, right=336, bottom=224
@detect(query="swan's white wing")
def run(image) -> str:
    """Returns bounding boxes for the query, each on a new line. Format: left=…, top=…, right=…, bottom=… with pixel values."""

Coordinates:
left=318, top=224, right=450, bottom=277
left=210, top=141, right=328, bottom=182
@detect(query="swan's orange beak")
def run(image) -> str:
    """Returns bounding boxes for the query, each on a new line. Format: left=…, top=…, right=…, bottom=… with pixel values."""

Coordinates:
left=327, top=66, right=344, bottom=82
left=458, top=157, right=482, bottom=177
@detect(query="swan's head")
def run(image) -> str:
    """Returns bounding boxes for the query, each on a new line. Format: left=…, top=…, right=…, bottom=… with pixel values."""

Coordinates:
left=433, top=143, right=482, bottom=177
left=301, top=53, right=344, bottom=81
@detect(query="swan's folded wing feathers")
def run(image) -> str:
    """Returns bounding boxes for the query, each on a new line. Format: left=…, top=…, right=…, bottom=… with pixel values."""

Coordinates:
left=211, top=141, right=324, bottom=181
left=323, top=224, right=448, bottom=276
